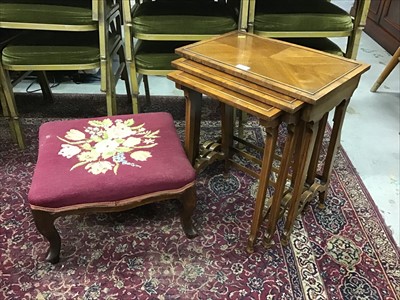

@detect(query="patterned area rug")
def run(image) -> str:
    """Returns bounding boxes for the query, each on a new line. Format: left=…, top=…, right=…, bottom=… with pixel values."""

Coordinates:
left=1, top=94, right=399, bottom=299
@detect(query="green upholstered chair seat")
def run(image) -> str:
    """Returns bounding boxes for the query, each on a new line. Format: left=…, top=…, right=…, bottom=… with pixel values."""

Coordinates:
left=2, top=46, right=100, bottom=66
left=2, top=31, right=99, bottom=66
left=132, top=1, right=238, bottom=35
left=0, top=0, right=94, bottom=26
left=254, top=0, right=353, bottom=32
left=279, top=38, right=344, bottom=56
left=135, top=41, right=192, bottom=70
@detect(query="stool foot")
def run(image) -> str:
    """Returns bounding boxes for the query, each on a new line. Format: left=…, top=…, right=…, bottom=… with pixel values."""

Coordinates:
left=46, top=246, right=61, bottom=264
left=31, top=210, right=61, bottom=264
left=180, top=186, right=198, bottom=239
left=181, top=221, right=198, bottom=239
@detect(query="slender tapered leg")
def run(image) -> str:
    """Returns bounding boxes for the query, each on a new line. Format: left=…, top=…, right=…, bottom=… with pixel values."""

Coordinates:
left=31, top=210, right=61, bottom=264
left=318, top=100, right=350, bottom=207
left=184, top=88, right=202, bottom=165
left=221, top=103, right=234, bottom=173
left=143, top=75, right=151, bottom=106
left=306, top=112, right=328, bottom=186
left=180, top=186, right=198, bottom=239
left=246, top=119, right=280, bottom=253
left=36, top=71, right=54, bottom=104
left=264, top=115, right=298, bottom=247
left=282, top=120, right=319, bottom=245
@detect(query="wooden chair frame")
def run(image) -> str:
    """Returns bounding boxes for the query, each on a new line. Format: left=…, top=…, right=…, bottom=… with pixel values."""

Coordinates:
left=0, top=0, right=131, bottom=148
left=122, top=0, right=244, bottom=113
left=0, top=0, right=98, bottom=31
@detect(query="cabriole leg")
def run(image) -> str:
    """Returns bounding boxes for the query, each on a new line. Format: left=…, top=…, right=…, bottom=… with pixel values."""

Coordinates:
left=180, top=186, right=198, bottom=239
left=31, top=210, right=61, bottom=264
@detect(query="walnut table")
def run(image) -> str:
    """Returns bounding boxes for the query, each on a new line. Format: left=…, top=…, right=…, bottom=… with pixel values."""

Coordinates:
left=169, top=31, right=370, bottom=252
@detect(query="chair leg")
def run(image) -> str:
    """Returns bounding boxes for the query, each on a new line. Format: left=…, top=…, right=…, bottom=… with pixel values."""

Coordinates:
left=105, top=57, right=117, bottom=116
left=0, top=85, right=17, bottom=143
left=143, top=75, right=151, bottom=106
left=120, top=57, right=133, bottom=104
left=31, top=210, right=61, bottom=264
left=371, top=47, right=400, bottom=92
left=345, top=0, right=370, bottom=59
left=36, top=71, right=54, bottom=104
left=0, top=66, right=25, bottom=149
left=115, top=37, right=133, bottom=104
left=179, top=185, right=198, bottom=239
left=127, top=60, right=140, bottom=114
left=345, top=27, right=363, bottom=59
left=106, top=85, right=117, bottom=116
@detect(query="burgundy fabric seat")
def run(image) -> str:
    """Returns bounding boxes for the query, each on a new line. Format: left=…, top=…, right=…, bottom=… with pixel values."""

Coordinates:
left=28, top=112, right=197, bottom=263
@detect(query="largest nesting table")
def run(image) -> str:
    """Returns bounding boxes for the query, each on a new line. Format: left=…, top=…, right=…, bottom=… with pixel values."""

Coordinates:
left=167, top=31, right=370, bottom=253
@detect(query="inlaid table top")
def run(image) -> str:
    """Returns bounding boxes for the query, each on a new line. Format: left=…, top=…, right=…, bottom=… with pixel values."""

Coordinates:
left=175, top=31, right=370, bottom=104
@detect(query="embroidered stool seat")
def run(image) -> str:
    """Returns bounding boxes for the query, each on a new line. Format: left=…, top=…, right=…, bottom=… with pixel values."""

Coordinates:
left=28, top=112, right=197, bottom=263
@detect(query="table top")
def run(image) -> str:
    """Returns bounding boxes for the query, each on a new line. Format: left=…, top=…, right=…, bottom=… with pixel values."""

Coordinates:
left=175, top=31, right=370, bottom=104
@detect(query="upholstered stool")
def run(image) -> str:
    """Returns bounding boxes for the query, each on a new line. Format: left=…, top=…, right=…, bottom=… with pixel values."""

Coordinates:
left=28, top=112, right=197, bottom=263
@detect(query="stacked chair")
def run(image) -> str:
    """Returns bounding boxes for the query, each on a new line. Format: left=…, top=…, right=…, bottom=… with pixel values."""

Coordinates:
left=0, top=0, right=131, bottom=149
left=0, top=29, right=31, bottom=146
left=121, top=0, right=241, bottom=113
left=246, top=0, right=371, bottom=59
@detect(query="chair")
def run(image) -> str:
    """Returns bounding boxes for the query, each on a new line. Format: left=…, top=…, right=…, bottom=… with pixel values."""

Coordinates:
left=28, top=112, right=197, bottom=263
left=246, top=0, right=371, bottom=59
left=121, top=0, right=240, bottom=113
left=0, top=29, right=23, bottom=143
left=0, top=28, right=56, bottom=144
left=0, top=0, right=131, bottom=148
left=371, top=47, right=400, bottom=92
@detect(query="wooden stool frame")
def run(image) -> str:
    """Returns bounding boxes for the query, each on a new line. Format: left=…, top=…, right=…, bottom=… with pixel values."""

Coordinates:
left=31, top=185, right=197, bottom=264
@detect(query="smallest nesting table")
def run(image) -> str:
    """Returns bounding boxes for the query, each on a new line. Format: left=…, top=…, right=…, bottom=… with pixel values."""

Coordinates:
left=168, top=31, right=370, bottom=252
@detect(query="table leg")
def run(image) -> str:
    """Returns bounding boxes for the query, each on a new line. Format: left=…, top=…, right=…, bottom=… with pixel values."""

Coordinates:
left=263, top=115, right=299, bottom=248
left=184, top=88, right=203, bottom=165
left=318, top=99, right=350, bottom=208
left=282, top=120, right=319, bottom=244
left=246, top=119, right=280, bottom=253
left=306, top=112, right=329, bottom=186
left=221, top=103, right=234, bottom=173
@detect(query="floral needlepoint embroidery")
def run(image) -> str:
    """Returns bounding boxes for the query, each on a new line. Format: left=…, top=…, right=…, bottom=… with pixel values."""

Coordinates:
left=57, top=118, right=160, bottom=175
